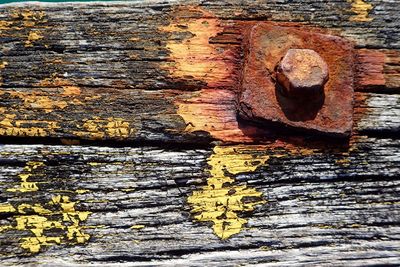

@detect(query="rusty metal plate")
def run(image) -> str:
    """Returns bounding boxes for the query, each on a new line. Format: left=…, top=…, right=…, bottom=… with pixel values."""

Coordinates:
left=238, top=23, right=354, bottom=137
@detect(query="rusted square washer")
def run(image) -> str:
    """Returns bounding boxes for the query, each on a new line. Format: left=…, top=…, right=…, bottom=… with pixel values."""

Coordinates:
left=238, top=23, right=354, bottom=137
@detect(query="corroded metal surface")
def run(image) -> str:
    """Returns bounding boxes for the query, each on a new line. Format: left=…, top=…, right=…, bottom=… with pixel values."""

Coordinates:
left=239, top=23, right=355, bottom=137
left=276, top=49, right=329, bottom=98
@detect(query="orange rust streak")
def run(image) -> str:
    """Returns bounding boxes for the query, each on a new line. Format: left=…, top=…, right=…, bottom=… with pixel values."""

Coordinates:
left=161, top=7, right=236, bottom=89
left=356, top=49, right=386, bottom=90
left=178, top=89, right=254, bottom=143
left=163, top=7, right=245, bottom=142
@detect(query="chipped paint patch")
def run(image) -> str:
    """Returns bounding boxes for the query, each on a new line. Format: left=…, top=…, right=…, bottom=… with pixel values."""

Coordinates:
left=131, top=225, right=145, bottom=229
left=73, top=117, right=135, bottom=140
left=7, top=161, right=44, bottom=192
left=0, top=20, right=13, bottom=31
left=25, top=31, right=43, bottom=47
left=0, top=61, right=8, bottom=69
left=188, top=145, right=269, bottom=239
left=348, top=0, right=374, bottom=22
left=0, top=61, right=7, bottom=86
left=0, top=203, right=16, bottom=213
left=1, top=9, right=48, bottom=47
left=0, top=114, right=60, bottom=137
left=37, top=77, right=82, bottom=97
left=0, top=162, right=91, bottom=253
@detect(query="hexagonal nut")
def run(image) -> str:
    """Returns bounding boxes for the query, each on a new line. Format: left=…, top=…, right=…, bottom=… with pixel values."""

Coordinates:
left=276, top=49, right=329, bottom=98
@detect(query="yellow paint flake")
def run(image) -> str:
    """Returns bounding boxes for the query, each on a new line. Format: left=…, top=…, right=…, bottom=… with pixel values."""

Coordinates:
left=19, top=9, right=46, bottom=22
left=130, top=225, right=145, bottom=229
left=188, top=145, right=269, bottom=239
left=0, top=61, right=8, bottom=69
left=7, top=161, right=45, bottom=192
left=23, top=95, right=68, bottom=110
left=0, top=203, right=16, bottom=213
left=0, top=114, right=59, bottom=137
left=50, top=195, right=91, bottom=244
left=0, top=20, right=13, bottom=30
left=62, top=85, right=81, bottom=96
left=2, top=10, right=48, bottom=47
left=0, top=154, right=91, bottom=254
left=336, top=158, right=351, bottom=166
left=348, top=0, right=374, bottom=22
left=25, top=31, right=43, bottom=47
left=36, top=77, right=82, bottom=97
left=73, top=117, right=135, bottom=140
left=122, top=188, right=135, bottom=192
left=87, top=162, right=101, bottom=166
left=0, top=195, right=91, bottom=253
left=0, top=89, right=72, bottom=113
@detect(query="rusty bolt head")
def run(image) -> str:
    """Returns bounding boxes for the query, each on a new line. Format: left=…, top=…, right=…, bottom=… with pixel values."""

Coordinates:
left=276, top=49, right=329, bottom=98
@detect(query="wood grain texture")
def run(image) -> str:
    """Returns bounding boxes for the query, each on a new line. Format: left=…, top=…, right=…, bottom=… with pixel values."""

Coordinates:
left=0, top=139, right=399, bottom=265
left=0, top=1, right=398, bottom=143
left=0, top=0, right=399, bottom=266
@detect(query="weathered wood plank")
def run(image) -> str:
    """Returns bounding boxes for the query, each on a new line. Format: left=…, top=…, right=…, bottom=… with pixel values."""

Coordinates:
left=0, top=140, right=399, bottom=265
left=0, top=1, right=399, bottom=144
left=0, top=1, right=399, bottom=266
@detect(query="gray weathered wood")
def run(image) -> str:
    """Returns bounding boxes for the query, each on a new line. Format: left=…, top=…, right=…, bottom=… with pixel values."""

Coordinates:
left=0, top=0, right=399, bottom=266
left=0, top=138, right=399, bottom=265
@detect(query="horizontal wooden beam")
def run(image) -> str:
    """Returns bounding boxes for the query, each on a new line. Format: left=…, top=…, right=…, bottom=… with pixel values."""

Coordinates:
left=0, top=2, right=399, bottom=145
left=0, top=141, right=399, bottom=264
left=0, top=1, right=399, bottom=265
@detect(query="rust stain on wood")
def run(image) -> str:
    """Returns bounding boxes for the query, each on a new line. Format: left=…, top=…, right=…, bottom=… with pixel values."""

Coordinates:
left=355, top=49, right=400, bottom=92
left=161, top=6, right=236, bottom=88
left=356, top=49, right=386, bottom=89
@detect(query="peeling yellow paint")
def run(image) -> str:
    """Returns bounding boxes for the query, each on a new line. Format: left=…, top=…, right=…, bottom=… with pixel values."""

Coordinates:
left=37, top=77, right=82, bottom=97
left=0, top=114, right=59, bottom=137
left=7, top=161, right=44, bottom=192
left=62, top=85, right=81, bottom=96
left=0, top=203, right=16, bottom=213
left=0, top=77, right=83, bottom=115
left=50, top=195, right=91, bottom=244
left=348, top=0, right=374, bottom=22
left=0, top=61, right=7, bottom=87
left=0, top=159, right=91, bottom=253
left=0, top=195, right=91, bottom=253
left=73, top=117, right=135, bottom=140
left=0, top=61, right=8, bottom=69
left=24, top=94, right=67, bottom=110
left=88, top=162, right=101, bottom=166
left=0, top=20, right=13, bottom=31
left=18, top=9, right=46, bottom=22
left=336, top=157, right=351, bottom=166
left=188, top=145, right=269, bottom=239
left=122, top=188, right=135, bottom=192
left=1, top=10, right=47, bottom=47
left=131, top=225, right=145, bottom=229
left=25, top=31, right=43, bottom=47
